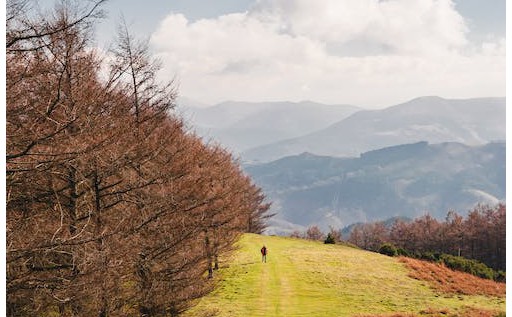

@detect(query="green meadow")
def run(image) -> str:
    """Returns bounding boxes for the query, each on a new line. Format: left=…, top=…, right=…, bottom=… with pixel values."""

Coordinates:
left=186, top=234, right=505, bottom=317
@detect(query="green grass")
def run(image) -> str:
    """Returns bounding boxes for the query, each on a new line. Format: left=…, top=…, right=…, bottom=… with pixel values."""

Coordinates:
left=186, top=234, right=505, bottom=317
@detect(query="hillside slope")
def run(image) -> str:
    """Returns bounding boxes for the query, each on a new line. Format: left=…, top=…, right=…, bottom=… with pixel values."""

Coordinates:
left=186, top=234, right=505, bottom=317
left=244, top=141, right=505, bottom=233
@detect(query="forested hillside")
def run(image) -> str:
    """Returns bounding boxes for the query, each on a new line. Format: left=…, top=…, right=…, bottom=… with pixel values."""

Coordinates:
left=6, top=1, right=271, bottom=315
left=347, top=204, right=506, bottom=272
left=245, top=141, right=505, bottom=233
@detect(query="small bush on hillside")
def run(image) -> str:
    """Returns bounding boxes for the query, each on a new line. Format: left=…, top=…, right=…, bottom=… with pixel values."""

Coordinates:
left=378, top=243, right=398, bottom=257
left=420, top=252, right=441, bottom=262
left=439, top=254, right=495, bottom=280
left=396, top=247, right=410, bottom=257
left=324, top=233, right=336, bottom=244
left=327, top=226, right=342, bottom=242
left=495, top=271, right=506, bottom=283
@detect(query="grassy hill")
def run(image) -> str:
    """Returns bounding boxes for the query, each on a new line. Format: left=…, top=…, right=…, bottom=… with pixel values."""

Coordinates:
left=186, top=234, right=505, bottom=317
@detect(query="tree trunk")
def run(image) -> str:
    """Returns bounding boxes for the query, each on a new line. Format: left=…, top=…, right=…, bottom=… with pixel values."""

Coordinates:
left=93, top=171, right=109, bottom=317
left=214, top=254, right=219, bottom=271
left=205, top=235, right=213, bottom=278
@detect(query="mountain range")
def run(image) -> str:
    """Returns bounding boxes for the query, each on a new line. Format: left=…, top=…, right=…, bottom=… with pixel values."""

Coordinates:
left=177, top=96, right=505, bottom=234
left=177, top=100, right=360, bottom=152
left=242, top=96, right=505, bottom=162
left=244, top=141, right=505, bottom=235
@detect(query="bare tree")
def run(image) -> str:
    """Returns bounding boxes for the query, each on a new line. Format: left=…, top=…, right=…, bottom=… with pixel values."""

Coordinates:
left=7, top=2, right=273, bottom=316
left=348, top=205, right=505, bottom=272
left=305, top=225, right=325, bottom=241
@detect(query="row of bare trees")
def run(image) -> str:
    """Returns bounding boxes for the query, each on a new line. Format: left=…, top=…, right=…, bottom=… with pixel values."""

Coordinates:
left=6, top=1, right=271, bottom=316
left=290, top=225, right=342, bottom=243
left=348, top=204, right=505, bottom=271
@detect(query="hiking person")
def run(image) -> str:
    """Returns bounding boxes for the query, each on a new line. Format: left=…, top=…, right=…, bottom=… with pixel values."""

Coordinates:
left=261, top=245, right=267, bottom=263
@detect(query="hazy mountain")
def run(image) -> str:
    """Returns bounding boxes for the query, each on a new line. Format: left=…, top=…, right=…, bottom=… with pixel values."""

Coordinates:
left=178, top=100, right=361, bottom=152
left=340, top=216, right=412, bottom=238
left=242, top=97, right=505, bottom=162
left=176, top=96, right=209, bottom=109
left=244, top=141, right=505, bottom=235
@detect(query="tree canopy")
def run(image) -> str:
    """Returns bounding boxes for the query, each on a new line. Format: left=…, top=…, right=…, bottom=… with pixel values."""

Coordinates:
left=6, top=1, right=271, bottom=316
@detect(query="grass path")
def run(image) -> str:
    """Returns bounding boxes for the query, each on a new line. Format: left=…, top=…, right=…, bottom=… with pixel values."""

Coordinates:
left=186, top=234, right=505, bottom=317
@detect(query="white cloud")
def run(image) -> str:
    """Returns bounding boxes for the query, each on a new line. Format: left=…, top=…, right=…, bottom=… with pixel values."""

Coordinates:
left=250, top=0, right=468, bottom=55
left=150, top=0, right=505, bottom=108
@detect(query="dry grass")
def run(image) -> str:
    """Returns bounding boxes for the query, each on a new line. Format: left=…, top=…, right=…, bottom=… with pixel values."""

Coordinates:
left=458, top=307, right=505, bottom=317
left=355, top=313, right=417, bottom=317
left=399, top=257, right=505, bottom=297
left=356, top=306, right=503, bottom=317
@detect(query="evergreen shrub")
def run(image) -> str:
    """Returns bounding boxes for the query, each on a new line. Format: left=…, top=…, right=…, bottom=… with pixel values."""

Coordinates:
left=378, top=243, right=398, bottom=257
left=324, top=233, right=336, bottom=244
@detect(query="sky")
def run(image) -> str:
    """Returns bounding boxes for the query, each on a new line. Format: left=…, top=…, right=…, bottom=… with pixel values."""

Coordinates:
left=38, top=0, right=506, bottom=109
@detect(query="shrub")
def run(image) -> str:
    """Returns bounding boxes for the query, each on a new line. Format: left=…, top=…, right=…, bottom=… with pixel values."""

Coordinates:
left=420, top=252, right=441, bottom=262
left=439, top=254, right=495, bottom=280
left=396, top=248, right=410, bottom=257
left=324, top=233, right=336, bottom=244
left=495, top=271, right=506, bottom=283
left=378, top=243, right=398, bottom=257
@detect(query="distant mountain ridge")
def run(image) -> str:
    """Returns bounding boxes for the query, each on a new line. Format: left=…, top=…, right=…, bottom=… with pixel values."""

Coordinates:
left=177, top=96, right=505, bottom=235
left=244, top=141, right=505, bottom=235
left=177, top=100, right=361, bottom=152
left=242, top=97, right=505, bottom=162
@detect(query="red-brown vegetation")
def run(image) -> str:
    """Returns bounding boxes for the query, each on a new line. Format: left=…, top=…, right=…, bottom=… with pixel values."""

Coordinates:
left=348, top=205, right=506, bottom=272
left=357, top=306, right=501, bottom=317
left=356, top=257, right=506, bottom=317
left=399, top=257, right=505, bottom=297
left=6, top=1, right=271, bottom=316
left=356, top=313, right=416, bottom=317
